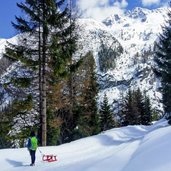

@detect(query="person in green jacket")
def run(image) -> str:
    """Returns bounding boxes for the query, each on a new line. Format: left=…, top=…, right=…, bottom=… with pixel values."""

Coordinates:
left=27, top=131, right=38, bottom=166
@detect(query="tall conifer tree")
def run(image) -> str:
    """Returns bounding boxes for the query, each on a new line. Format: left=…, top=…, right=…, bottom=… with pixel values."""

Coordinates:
left=154, top=4, right=171, bottom=117
left=82, top=52, right=100, bottom=135
left=100, top=93, right=114, bottom=131
left=134, top=88, right=145, bottom=124
left=122, top=89, right=135, bottom=125
left=72, top=52, right=100, bottom=137
left=3, top=0, right=77, bottom=146
left=142, top=94, right=151, bottom=125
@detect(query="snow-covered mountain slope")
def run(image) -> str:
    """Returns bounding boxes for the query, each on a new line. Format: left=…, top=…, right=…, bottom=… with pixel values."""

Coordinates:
left=0, top=119, right=170, bottom=171
left=76, top=18, right=123, bottom=68
left=0, top=7, right=168, bottom=113
left=77, top=7, right=168, bottom=113
left=0, top=36, right=18, bottom=58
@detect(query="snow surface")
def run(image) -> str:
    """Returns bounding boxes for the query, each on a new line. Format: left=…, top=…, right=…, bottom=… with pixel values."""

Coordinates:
left=0, top=119, right=170, bottom=171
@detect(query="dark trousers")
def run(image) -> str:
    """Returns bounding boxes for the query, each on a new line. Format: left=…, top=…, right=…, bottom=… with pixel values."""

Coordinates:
left=29, top=150, right=36, bottom=164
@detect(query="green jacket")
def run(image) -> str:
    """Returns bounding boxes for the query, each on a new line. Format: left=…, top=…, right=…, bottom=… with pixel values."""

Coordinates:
left=27, top=136, right=38, bottom=151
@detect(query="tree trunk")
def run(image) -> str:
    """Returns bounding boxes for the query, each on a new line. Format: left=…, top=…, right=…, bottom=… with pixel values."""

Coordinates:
left=41, top=0, right=47, bottom=146
left=38, top=1, right=43, bottom=145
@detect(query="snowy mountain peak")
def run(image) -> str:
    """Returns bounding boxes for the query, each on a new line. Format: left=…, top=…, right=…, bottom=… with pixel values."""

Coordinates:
left=77, top=7, right=168, bottom=112
left=130, top=7, right=150, bottom=14
left=103, top=7, right=167, bottom=27
left=126, top=7, right=150, bottom=21
left=77, top=18, right=108, bottom=31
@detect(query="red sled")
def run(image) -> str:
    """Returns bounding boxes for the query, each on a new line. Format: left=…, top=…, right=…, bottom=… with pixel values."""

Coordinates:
left=42, top=154, right=58, bottom=162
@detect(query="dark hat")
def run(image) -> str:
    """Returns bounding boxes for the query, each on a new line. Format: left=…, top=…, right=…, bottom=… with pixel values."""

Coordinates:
left=30, top=131, right=35, bottom=137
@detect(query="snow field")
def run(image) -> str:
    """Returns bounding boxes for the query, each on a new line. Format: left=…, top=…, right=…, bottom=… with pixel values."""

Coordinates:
left=0, top=119, right=170, bottom=171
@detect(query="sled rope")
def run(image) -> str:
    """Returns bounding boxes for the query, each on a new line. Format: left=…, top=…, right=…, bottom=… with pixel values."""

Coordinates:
left=38, top=147, right=44, bottom=156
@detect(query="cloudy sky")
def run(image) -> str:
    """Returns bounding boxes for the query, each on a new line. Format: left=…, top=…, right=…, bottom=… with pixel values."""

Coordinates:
left=0, top=0, right=169, bottom=38
left=76, top=0, right=169, bottom=21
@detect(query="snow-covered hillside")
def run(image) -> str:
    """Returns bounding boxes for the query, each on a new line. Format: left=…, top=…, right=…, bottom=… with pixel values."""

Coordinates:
left=77, top=7, right=168, bottom=113
left=0, top=119, right=170, bottom=171
left=0, top=7, right=168, bottom=112
left=0, top=36, right=18, bottom=58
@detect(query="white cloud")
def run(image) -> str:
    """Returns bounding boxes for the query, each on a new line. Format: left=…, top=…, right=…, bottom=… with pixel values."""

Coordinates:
left=77, top=0, right=128, bottom=21
left=120, top=0, right=129, bottom=8
left=142, top=0, right=161, bottom=6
